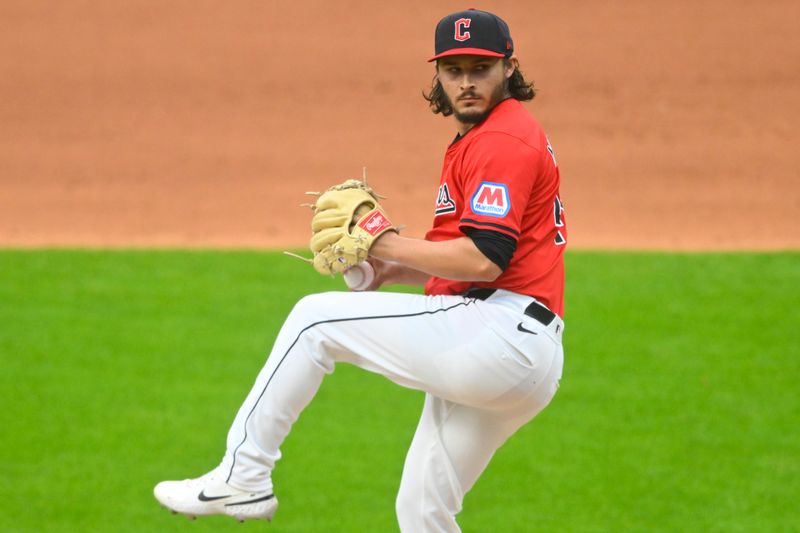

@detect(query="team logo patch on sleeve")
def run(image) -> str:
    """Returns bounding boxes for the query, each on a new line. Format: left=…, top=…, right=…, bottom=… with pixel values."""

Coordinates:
left=470, top=182, right=510, bottom=218
left=435, top=183, right=457, bottom=216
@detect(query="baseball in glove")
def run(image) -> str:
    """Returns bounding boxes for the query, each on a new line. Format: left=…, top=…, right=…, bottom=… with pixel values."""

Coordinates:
left=305, top=177, right=397, bottom=275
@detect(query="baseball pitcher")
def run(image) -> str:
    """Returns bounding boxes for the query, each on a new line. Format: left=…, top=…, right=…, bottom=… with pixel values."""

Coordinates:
left=154, top=9, right=567, bottom=532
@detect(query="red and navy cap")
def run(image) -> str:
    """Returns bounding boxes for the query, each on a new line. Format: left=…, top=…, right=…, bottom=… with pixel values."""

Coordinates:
left=428, top=9, right=514, bottom=62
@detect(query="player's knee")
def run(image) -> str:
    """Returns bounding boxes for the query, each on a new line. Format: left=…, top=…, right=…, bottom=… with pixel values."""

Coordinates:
left=285, top=292, right=346, bottom=371
left=395, top=485, right=419, bottom=531
left=289, top=292, right=339, bottom=321
left=395, top=477, right=433, bottom=530
left=396, top=454, right=464, bottom=531
left=396, top=487, right=457, bottom=532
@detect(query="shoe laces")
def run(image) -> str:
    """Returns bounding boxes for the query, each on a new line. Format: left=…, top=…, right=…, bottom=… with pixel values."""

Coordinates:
left=183, top=468, right=223, bottom=487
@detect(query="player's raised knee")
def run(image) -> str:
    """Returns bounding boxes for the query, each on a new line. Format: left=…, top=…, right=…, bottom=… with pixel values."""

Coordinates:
left=289, top=292, right=346, bottom=322
left=291, top=292, right=334, bottom=316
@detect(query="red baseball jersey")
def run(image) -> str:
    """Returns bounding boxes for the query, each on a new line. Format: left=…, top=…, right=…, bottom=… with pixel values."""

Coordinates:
left=424, top=98, right=567, bottom=317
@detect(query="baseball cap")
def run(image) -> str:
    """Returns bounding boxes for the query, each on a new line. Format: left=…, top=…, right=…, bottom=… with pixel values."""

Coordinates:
left=428, top=9, right=514, bottom=62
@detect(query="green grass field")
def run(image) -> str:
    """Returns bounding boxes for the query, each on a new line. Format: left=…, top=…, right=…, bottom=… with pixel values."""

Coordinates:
left=1, top=250, right=797, bottom=532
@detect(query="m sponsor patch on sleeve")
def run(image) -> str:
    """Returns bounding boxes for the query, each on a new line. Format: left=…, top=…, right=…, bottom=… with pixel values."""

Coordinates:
left=470, top=181, right=510, bottom=218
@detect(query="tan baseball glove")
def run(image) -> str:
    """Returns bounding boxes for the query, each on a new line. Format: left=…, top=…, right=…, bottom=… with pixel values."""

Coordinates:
left=308, top=179, right=397, bottom=275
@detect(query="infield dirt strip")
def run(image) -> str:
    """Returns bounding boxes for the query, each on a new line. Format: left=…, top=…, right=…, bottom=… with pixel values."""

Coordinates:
left=1, top=1, right=798, bottom=250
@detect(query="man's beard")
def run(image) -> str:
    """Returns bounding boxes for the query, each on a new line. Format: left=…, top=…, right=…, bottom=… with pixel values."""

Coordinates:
left=455, top=107, right=491, bottom=124
left=450, top=82, right=508, bottom=124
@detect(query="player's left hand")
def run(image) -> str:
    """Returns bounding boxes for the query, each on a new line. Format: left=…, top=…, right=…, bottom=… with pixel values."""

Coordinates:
left=308, top=179, right=398, bottom=275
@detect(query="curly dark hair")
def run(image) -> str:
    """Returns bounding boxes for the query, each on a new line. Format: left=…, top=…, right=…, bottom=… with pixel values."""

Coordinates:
left=423, top=60, right=536, bottom=116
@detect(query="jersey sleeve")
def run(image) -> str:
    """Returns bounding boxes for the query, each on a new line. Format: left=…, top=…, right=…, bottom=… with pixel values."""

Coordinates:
left=457, top=132, right=538, bottom=240
left=462, top=227, right=517, bottom=271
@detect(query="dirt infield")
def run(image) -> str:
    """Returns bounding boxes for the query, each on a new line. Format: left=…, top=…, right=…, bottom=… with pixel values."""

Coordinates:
left=1, top=1, right=798, bottom=250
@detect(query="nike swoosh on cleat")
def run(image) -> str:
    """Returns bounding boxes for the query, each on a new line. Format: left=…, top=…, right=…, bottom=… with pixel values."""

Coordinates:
left=225, top=494, right=276, bottom=507
left=198, top=490, right=232, bottom=502
left=516, top=322, right=538, bottom=335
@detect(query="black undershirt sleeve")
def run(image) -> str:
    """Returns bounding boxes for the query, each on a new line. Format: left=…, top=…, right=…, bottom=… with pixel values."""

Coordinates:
left=461, top=227, right=518, bottom=272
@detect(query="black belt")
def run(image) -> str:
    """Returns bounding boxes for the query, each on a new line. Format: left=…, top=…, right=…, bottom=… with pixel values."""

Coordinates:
left=465, top=288, right=557, bottom=326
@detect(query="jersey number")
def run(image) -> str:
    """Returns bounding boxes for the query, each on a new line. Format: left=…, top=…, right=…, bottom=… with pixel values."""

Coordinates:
left=554, top=196, right=566, bottom=246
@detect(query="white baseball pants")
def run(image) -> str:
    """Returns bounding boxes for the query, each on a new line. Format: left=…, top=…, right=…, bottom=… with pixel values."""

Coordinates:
left=218, top=289, right=564, bottom=532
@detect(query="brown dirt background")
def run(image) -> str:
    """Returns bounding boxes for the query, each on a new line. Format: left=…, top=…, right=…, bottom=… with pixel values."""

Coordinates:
left=1, top=1, right=798, bottom=250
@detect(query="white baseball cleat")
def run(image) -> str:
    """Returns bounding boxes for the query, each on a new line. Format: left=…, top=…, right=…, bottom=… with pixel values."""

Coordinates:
left=154, top=468, right=277, bottom=522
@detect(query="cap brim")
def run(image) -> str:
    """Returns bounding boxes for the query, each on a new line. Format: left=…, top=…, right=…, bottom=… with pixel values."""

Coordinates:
left=427, top=48, right=506, bottom=62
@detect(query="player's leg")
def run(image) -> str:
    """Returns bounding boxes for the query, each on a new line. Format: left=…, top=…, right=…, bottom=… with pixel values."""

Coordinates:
left=395, top=348, right=563, bottom=533
left=155, top=289, right=557, bottom=522
left=155, top=289, right=487, bottom=520
left=218, top=289, right=530, bottom=491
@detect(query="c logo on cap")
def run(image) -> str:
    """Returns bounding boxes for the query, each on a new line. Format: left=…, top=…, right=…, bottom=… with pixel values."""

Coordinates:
left=454, top=18, right=471, bottom=41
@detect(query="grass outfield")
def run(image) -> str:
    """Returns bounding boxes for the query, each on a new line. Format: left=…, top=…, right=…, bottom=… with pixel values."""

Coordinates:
left=0, top=250, right=797, bottom=532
